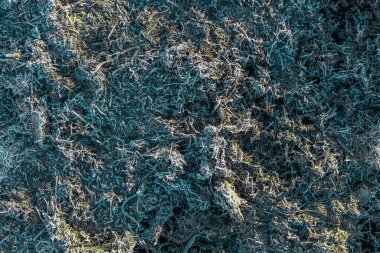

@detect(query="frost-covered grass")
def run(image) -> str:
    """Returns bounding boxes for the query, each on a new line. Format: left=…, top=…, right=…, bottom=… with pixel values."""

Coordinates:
left=0, top=0, right=379, bottom=252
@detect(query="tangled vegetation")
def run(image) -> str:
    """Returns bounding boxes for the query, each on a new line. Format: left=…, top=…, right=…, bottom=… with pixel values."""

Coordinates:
left=0, top=0, right=379, bottom=252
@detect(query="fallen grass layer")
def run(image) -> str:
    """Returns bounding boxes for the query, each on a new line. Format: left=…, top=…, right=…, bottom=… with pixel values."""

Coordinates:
left=0, top=0, right=379, bottom=252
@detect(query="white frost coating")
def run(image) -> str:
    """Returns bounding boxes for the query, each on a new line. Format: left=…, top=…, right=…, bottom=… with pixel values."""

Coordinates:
left=0, top=0, right=17, bottom=10
left=0, top=146, right=14, bottom=182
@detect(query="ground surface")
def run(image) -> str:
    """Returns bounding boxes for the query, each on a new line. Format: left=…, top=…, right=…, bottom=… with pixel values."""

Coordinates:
left=0, top=0, right=379, bottom=252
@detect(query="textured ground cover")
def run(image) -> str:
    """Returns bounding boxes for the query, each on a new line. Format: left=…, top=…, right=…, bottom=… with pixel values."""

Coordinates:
left=0, top=0, right=379, bottom=252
